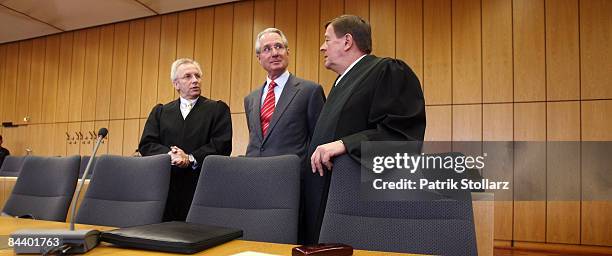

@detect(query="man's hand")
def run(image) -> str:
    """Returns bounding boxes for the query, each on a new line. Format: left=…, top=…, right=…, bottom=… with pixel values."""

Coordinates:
left=168, top=146, right=190, bottom=168
left=310, top=140, right=346, bottom=176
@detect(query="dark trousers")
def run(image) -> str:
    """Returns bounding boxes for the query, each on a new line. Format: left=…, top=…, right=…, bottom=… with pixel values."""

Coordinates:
left=298, top=171, right=329, bottom=245
left=163, top=167, right=199, bottom=221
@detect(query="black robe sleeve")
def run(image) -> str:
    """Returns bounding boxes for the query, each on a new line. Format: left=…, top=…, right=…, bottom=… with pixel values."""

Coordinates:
left=139, top=104, right=171, bottom=156
left=340, top=59, right=426, bottom=159
left=190, top=100, right=232, bottom=163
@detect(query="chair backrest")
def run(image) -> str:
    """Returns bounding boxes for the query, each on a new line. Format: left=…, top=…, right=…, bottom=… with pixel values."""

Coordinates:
left=187, top=155, right=301, bottom=244
left=76, top=154, right=171, bottom=227
left=78, top=156, right=97, bottom=178
left=318, top=155, right=477, bottom=255
left=2, top=156, right=80, bottom=221
left=0, top=156, right=27, bottom=177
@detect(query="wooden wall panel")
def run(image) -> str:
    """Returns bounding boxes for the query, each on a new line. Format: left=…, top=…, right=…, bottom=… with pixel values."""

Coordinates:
left=69, top=31, right=86, bottom=122
left=53, top=123, right=68, bottom=156
left=56, top=33, right=73, bottom=123
left=483, top=103, right=513, bottom=241
left=177, top=10, right=196, bottom=59
left=452, top=104, right=482, bottom=141
left=82, top=28, right=100, bottom=121
left=482, top=0, right=512, bottom=103
left=0, top=45, right=6, bottom=122
left=123, top=119, right=140, bottom=156
left=295, top=0, right=320, bottom=83
left=581, top=101, right=612, bottom=246
left=231, top=113, right=248, bottom=156
left=157, top=14, right=178, bottom=104
left=423, top=0, right=451, bottom=105
left=194, top=8, right=214, bottom=98
left=28, top=38, right=46, bottom=124
left=452, top=0, right=481, bottom=104
left=546, top=0, right=579, bottom=101
left=370, top=0, right=395, bottom=58
left=107, top=120, right=124, bottom=155
left=344, top=0, right=369, bottom=20
left=211, top=5, right=234, bottom=104
left=319, top=0, right=344, bottom=93
left=251, top=0, right=275, bottom=92
left=140, top=17, right=161, bottom=118
left=513, top=0, right=545, bottom=102
left=396, top=0, right=423, bottom=84
left=124, top=20, right=144, bottom=119
left=483, top=103, right=513, bottom=141
left=1, top=43, right=18, bottom=123
left=424, top=105, right=451, bottom=141
left=514, top=102, right=546, bottom=242
left=109, top=23, right=130, bottom=120
left=274, top=0, right=297, bottom=75
left=16, top=40, right=32, bottom=124
left=95, top=25, right=114, bottom=121
left=230, top=1, right=254, bottom=112
left=580, top=0, right=612, bottom=99
left=42, top=35, right=60, bottom=123
left=546, top=101, right=580, bottom=244
left=66, top=122, right=80, bottom=156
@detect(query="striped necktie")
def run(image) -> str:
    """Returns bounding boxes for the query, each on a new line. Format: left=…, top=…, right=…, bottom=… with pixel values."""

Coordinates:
left=260, top=80, right=276, bottom=136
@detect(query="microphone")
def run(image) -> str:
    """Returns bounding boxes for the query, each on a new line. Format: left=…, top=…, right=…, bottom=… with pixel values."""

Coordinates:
left=10, top=128, right=109, bottom=254
left=69, top=127, right=107, bottom=230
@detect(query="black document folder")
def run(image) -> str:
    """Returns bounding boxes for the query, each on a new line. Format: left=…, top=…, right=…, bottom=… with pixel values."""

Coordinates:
left=100, top=221, right=243, bottom=254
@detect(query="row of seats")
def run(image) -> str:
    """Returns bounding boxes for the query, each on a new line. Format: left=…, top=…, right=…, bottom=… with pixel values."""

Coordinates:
left=1, top=154, right=477, bottom=255
left=0, top=155, right=95, bottom=178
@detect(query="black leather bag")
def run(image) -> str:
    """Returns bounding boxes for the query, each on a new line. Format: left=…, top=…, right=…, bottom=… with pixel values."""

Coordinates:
left=100, top=221, right=243, bottom=254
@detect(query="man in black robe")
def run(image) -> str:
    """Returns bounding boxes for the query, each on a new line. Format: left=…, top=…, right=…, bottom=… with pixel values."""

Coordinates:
left=303, top=15, right=426, bottom=244
left=139, top=58, right=232, bottom=221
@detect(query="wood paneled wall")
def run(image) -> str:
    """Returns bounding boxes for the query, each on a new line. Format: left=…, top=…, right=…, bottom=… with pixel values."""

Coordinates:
left=0, top=0, right=610, bottom=247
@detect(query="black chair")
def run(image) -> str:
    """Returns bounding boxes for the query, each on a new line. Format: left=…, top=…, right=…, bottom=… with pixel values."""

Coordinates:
left=318, top=155, right=478, bottom=255
left=75, top=154, right=171, bottom=227
left=2, top=156, right=80, bottom=221
left=187, top=155, right=301, bottom=244
left=0, top=156, right=27, bottom=177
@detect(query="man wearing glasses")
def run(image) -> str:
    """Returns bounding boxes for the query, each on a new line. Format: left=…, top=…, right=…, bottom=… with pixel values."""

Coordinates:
left=244, top=28, right=325, bottom=243
left=139, top=58, right=232, bottom=221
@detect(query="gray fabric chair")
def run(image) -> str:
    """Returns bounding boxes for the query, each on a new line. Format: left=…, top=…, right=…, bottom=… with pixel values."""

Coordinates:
left=187, top=155, right=301, bottom=244
left=0, top=156, right=27, bottom=177
left=78, top=156, right=97, bottom=178
left=318, top=155, right=478, bottom=256
left=76, top=154, right=171, bottom=227
left=2, top=156, right=80, bottom=221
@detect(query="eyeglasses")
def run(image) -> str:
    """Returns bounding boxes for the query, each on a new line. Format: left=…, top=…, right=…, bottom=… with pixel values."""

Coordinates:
left=260, top=43, right=287, bottom=54
left=179, top=73, right=202, bottom=81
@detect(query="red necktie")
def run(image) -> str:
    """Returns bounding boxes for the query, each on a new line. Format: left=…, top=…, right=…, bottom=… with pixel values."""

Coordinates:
left=260, top=80, right=276, bottom=136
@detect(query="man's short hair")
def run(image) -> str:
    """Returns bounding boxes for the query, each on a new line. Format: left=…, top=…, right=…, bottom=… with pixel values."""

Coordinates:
left=255, top=28, right=289, bottom=55
left=325, top=15, right=372, bottom=54
left=170, top=58, right=202, bottom=81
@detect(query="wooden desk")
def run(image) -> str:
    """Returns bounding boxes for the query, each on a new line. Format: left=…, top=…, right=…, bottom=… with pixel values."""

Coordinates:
left=0, top=217, right=423, bottom=255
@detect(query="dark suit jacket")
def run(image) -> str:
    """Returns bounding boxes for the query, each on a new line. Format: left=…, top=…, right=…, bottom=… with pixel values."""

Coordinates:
left=139, top=96, right=233, bottom=169
left=244, top=74, right=325, bottom=170
left=303, top=55, right=426, bottom=243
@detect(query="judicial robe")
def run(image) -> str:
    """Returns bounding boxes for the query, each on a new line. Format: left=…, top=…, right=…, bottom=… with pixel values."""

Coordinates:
left=303, top=54, right=426, bottom=244
left=139, top=96, right=232, bottom=221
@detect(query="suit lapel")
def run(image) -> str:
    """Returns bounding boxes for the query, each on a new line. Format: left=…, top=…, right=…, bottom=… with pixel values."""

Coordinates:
left=251, top=81, right=266, bottom=142
left=263, top=74, right=300, bottom=143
